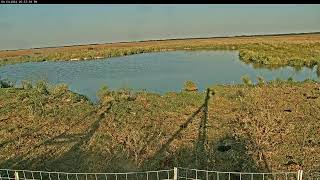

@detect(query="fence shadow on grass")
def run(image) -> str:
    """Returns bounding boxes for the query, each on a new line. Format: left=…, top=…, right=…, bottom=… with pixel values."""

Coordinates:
left=141, top=88, right=261, bottom=179
left=142, top=89, right=211, bottom=170
left=0, top=88, right=267, bottom=179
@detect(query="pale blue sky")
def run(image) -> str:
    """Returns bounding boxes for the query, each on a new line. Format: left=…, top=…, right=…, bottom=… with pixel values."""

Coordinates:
left=0, top=4, right=320, bottom=50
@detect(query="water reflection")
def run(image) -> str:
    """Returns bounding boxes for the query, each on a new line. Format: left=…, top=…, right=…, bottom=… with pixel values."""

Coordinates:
left=242, top=60, right=319, bottom=78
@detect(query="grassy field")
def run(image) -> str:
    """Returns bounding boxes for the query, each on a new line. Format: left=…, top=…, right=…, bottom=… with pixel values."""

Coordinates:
left=0, top=33, right=320, bottom=70
left=0, top=33, right=320, bottom=178
left=0, top=80, right=319, bottom=178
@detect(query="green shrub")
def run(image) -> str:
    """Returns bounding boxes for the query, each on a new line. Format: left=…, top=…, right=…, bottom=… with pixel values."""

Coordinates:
left=0, top=77, right=14, bottom=88
left=241, top=75, right=252, bottom=86
left=287, top=76, right=294, bottom=82
left=97, top=85, right=111, bottom=102
left=183, top=80, right=198, bottom=92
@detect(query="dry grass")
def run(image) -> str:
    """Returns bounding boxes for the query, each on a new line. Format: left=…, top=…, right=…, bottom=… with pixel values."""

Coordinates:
left=0, top=81, right=319, bottom=178
left=1, top=33, right=320, bottom=67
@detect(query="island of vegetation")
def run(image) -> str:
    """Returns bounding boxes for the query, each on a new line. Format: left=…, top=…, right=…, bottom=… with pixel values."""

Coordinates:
left=0, top=33, right=320, bottom=71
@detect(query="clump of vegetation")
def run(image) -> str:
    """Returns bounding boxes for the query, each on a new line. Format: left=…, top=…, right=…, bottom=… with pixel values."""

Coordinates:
left=287, top=76, right=294, bottom=82
left=21, top=80, right=33, bottom=89
left=239, top=42, right=320, bottom=68
left=35, top=80, right=49, bottom=95
left=183, top=80, right=198, bottom=92
left=257, top=75, right=265, bottom=85
left=52, top=83, right=69, bottom=96
left=97, top=85, right=114, bottom=105
left=241, top=75, right=252, bottom=86
left=97, top=85, right=109, bottom=99
left=0, top=77, right=14, bottom=88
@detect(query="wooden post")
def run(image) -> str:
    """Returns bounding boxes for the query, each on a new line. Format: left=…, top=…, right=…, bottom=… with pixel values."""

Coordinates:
left=173, top=167, right=178, bottom=180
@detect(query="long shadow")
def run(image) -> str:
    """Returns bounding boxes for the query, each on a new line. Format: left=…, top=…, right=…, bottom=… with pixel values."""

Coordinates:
left=194, top=88, right=211, bottom=169
left=42, top=104, right=112, bottom=172
left=143, top=89, right=212, bottom=169
left=0, top=102, right=111, bottom=172
left=1, top=89, right=266, bottom=178
left=141, top=88, right=262, bottom=180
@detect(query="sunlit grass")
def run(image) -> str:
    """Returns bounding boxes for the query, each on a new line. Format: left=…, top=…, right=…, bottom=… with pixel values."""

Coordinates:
left=1, top=34, right=320, bottom=69
left=0, top=80, right=319, bottom=177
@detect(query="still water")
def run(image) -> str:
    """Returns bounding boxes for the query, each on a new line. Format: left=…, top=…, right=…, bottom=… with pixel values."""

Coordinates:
left=0, top=51, right=318, bottom=102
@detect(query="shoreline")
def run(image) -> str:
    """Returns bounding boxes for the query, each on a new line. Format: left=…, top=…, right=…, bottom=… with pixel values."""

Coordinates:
left=1, top=77, right=318, bottom=104
left=0, top=33, right=320, bottom=69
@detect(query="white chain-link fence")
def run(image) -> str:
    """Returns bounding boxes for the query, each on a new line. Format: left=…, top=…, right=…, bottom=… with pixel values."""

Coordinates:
left=175, top=167, right=302, bottom=180
left=0, top=169, right=174, bottom=180
left=0, top=167, right=303, bottom=180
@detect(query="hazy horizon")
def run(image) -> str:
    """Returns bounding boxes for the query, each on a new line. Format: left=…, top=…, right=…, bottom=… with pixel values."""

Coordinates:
left=1, top=4, right=320, bottom=50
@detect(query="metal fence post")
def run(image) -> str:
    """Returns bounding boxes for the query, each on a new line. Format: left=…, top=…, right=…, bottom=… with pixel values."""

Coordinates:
left=14, top=171, right=19, bottom=180
left=174, top=167, right=178, bottom=180
left=298, top=170, right=303, bottom=180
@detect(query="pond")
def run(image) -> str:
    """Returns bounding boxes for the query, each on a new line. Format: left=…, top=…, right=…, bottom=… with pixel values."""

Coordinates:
left=0, top=50, right=318, bottom=102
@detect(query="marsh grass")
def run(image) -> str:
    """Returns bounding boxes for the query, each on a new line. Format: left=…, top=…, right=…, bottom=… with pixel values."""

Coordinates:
left=35, top=80, right=49, bottom=95
left=257, top=76, right=265, bottom=86
left=97, top=85, right=110, bottom=102
left=0, top=80, right=319, bottom=178
left=1, top=34, right=320, bottom=69
left=239, top=42, right=320, bottom=67
left=21, top=80, right=33, bottom=90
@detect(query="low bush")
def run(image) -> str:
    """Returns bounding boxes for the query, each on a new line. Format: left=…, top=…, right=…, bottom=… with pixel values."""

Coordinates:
left=0, top=77, right=14, bottom=88
left=241, top=75, right=252, bottom=86
left=183, top=80, right=198, bottom=92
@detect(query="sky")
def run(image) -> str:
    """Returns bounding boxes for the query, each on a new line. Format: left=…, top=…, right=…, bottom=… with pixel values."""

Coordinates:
left=0, top=4, right=320, bottom=50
